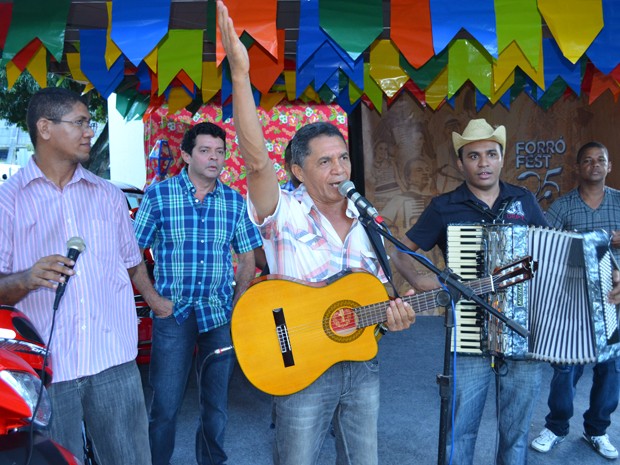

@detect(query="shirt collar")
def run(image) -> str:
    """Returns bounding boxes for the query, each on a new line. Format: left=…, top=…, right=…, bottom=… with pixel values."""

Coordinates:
left=179, top=167, right=222, bottom=197
left=20, top=156, right=97, bottom=189
left=449, top=180, right=510, bottom=205
left=292, top=184, right=357, bottom=220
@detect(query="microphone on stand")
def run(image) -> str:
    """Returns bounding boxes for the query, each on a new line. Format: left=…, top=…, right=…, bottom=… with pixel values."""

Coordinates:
left=53, top=237, right=86, bottom=311
left=337, top=180, right=384, bottom=224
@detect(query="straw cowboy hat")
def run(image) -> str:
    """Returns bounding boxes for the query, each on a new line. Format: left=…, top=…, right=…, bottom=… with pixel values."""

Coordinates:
left=452, top=118, right=506, bottom=154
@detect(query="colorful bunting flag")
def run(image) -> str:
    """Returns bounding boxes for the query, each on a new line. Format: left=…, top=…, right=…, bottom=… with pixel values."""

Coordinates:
left=216, top=0, right=277, bottom=65
left=111, top=0, right=171, bottom=67
left=542, top=38, right=582, bottom=95
left=425, top=67, right=449, bottom=110
left=157, top=30, right=203, bottom=96
left=105, top=2, right=122, bottom=70
left=400, top=51, right=448, bottom=90
left=79, top=29, right=125, bottom=98
left=585, top=0, right=620, bottom=74
left=495, top=0, right=541, bottom=68
left=319, top=0, right=383, bottom=61
left=369, top=40, right=409, bottom=98
left=1, top=0, right=70, bottom=66
left=0, top=3, right=12, bottom=49
left=249, top=29, right=285, bottom=94
left=363, top=63, right=384, bottom=112
left=588, top=68, right=620, bottom=103
left=538, top=0, right=603, bottom=64
left=494, top=42, right=544, bottom=92
left=202, top=62, right=222, bottom=103
left=447, top=40, right=492, bottom=98
left=391, top=0, right=434, bottom=69
left=430, top=0, right=498, bottom=57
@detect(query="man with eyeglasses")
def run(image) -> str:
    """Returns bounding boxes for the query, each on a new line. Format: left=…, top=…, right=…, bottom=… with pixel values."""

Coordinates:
left=0, top=87, right=151, bottom=464
left=531, top=142, right=620, bottom=460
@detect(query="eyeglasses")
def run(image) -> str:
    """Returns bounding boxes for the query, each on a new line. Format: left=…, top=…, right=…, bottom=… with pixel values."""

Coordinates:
left=49, top=119, right=98, bottom=132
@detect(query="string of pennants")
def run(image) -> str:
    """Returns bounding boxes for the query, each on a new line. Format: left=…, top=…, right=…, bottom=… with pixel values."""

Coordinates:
left=1, top=0, right=620, bottom=120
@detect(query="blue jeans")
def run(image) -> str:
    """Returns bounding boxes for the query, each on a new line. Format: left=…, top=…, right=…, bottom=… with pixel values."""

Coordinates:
left=47, top=360, right=151, bottom=465
left=448, top=356, right=543, bottom=465
left=149, top=312, right=235, bottom=465
left=273, top=359, right=380, bottom=465
left=545, top=358, right=620, bottom=437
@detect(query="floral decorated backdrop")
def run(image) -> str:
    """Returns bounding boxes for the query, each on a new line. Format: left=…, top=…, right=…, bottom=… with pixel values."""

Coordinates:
left=143, top=102, right=348, bottom=195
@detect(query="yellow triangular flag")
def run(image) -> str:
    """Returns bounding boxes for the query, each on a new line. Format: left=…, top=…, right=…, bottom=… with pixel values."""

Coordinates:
left=538, top=0, right=603, bottom=64
left=425, top=67, right=449, bottom=110
left=201, top=62, right=222, bottom=103
left=26, top=43, right=47, bottom=88
left=167, top=87, right=193, bottom=114
left=369, top=40, right=408, bottom=98
left=6, top=61, right=23, bottom=89
left=494, top=42, right=544, bottom=91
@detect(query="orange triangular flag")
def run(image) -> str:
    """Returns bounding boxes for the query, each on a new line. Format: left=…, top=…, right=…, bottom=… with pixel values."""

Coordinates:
left=216, top=0, right=277, bottom=66
left=391, top=0, right=434, bottom=68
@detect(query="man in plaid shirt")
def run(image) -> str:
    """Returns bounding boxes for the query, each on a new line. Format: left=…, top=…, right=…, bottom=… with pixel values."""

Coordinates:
left=132, top=122, right=262, bottom=465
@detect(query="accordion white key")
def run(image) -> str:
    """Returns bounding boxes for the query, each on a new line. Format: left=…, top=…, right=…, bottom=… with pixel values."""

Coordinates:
left=447, top=224, right=620, bottom=363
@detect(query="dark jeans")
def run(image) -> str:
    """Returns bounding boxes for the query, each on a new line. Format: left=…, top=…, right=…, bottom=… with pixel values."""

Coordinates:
left=148, top=311, right=235, bottom=465
left=545, top=358, right=620, bottom=437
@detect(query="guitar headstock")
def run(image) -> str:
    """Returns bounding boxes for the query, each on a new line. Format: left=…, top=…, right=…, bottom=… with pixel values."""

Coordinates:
left=492, top=256, right=537, bottom=290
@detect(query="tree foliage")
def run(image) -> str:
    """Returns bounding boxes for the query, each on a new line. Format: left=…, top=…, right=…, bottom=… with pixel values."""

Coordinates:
left=0, top=69, right=107, bottom=131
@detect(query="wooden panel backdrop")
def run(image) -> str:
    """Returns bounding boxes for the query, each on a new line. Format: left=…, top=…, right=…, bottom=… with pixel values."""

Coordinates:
left=362, top=85, right=620, bottom=300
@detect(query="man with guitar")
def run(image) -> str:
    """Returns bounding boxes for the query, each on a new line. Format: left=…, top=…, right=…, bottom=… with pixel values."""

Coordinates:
left=217, top=3, right=416, bottom=464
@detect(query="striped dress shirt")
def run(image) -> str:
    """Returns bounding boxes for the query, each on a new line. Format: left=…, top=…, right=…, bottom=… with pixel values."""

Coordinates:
left=0, top=157, right=142, bottom=383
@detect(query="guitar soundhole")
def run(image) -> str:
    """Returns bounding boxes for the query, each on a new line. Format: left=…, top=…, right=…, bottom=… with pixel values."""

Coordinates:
left=324, top=300, right=363, bottom=343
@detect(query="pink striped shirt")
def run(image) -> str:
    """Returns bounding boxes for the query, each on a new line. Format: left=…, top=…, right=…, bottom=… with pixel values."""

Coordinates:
left=249, top=185, right=386, bottom=283
left=0, top=158, right=142, bottom=383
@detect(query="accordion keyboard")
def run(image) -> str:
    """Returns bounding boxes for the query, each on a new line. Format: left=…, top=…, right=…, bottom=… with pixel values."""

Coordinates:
left=447, top=225, right=485, bottom=354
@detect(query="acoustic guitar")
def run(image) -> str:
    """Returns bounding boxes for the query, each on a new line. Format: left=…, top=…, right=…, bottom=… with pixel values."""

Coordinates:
left=231, top=256, right=534, bottom=396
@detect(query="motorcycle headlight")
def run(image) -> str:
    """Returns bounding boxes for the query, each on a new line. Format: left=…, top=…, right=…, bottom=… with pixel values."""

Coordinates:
left=0, top=370, right=51, bottom=427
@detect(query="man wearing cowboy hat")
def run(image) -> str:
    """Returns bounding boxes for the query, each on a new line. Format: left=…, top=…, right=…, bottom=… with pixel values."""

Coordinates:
left=392, top=117, right=549, bottom=465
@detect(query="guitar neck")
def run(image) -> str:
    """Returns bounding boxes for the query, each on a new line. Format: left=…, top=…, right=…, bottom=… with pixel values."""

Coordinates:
left=355, top=276, right=493, bottom=328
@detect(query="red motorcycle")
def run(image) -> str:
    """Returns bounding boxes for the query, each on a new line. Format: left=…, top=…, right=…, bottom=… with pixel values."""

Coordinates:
left=0, top=305, right=82, bottom=464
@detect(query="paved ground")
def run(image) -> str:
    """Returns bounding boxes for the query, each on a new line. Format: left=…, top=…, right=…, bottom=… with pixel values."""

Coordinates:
left=140, top=315, right=620, bottom=464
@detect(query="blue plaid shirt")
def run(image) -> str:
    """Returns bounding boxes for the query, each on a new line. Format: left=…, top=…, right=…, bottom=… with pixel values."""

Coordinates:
left=133, top=169, right=262, bottom=332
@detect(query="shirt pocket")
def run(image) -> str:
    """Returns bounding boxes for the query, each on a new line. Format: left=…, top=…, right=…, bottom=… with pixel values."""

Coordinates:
left=359, top=248, right=381, bottom=276
left=82, top=219, right=120, bottom=268
left=294, top=231, right=329, bottom=251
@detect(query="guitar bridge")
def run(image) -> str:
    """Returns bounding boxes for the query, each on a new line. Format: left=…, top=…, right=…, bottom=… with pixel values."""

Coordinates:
left=273, top=308, right=295, bottom=367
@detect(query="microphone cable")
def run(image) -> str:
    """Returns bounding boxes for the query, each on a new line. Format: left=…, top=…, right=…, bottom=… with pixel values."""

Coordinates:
left=26, top=238, right=85, bottom=465
left=197, top=344, right=234, bottom=464
left=25, top=295, right=61, bottom=465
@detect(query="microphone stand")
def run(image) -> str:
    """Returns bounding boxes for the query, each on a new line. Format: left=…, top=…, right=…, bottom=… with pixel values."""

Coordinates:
left=358, top=215, right=528, bottom=465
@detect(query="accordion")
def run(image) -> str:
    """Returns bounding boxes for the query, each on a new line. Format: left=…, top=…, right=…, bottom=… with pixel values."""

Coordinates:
left=447, top=224, right=620, bottom=363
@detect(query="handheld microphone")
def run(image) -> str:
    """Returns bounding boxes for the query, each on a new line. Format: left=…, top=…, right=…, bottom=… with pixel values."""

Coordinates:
left=53, top=237, right=86, bottom=311
left=337, top=180, right=384, bottom=224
